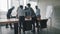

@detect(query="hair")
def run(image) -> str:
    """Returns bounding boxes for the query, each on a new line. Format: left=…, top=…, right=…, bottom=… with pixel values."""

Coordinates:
left=35, top=6, right=38, bottom=7
left=25, top=6, right=27, bottom=8
left=20, top=5, right=23, bottom=8
left=27, top=3, right=31, bottom=6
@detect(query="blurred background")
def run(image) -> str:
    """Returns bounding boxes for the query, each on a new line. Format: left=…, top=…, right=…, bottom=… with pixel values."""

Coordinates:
left=0, top=0, right=60, bottom=34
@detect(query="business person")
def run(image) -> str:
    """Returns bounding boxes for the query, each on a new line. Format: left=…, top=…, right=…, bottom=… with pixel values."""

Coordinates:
left=26, top=3, right=36, bottom=32
left=6, top=6, right=15, bottom=28
left=35, top=6, right=41, bottom=31
left=16, top=5, right=25, bottom=34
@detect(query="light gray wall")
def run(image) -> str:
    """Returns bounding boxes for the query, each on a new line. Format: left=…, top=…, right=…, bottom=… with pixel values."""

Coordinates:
left=11, top=0, right=19, bottom=16
left=52, top=6, right=60, bottom=29
left=0, top=11, right=7, bottom=19
left=37, top=0, right=60, bottom=19
left=38, top=0, right=60, bottom=29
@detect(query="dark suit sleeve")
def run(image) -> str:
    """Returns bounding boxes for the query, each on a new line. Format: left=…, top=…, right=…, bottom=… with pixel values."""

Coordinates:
left=31, top=8, right=36, bottom=17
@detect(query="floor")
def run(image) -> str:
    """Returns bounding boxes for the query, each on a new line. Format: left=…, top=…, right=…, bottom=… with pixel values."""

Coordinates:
left=0, top=25, right=60, bottom=34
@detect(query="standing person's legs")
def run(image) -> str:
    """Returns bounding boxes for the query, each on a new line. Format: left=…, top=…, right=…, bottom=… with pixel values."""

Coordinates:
left=14, top=23, right=18, bottom=34
left=36, top=16, right=41, bottom=27
left=36, top=16, right=41, bottom=32
left=6, top=16, right=10, bottom=28
left=36, top=20, right=39, bottom=32
left=36, top=19, right=39, bottom=27
left=32, top=22, right=35, bottom=31
left=6, top=24, right=8, bottom=28
left=19, top=16, right=25, bottom=34
left=10, top=23, right=13, bottom=28
left=19, top=16, right=22, bottom=34
left=22, top=16, right=25, bottom=34
left=32, top=17, right=35, bottom=32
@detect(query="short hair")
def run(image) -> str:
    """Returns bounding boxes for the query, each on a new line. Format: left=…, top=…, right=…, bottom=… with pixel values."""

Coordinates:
left=20, top=5, right=23, bottom=8
left=27, top=3, right=31, bottom=6
left=35, top=6, right=38, bottom=7
left=25, top=6, right=27, bottom=8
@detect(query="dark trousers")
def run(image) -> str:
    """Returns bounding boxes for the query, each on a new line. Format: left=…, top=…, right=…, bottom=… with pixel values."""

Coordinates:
left=32, top=17, right=40, bottom=31
left=32, top=17, right=36, bottom=32
left=19, top=16, right=25, bottom=34
left=36, top=17, right=41, bottom=32
left=14, top=23, right=18, bottom=34
left=6, top=16, right=12, bottom=28
left=6, top=23, right=12, bottom=28
left=36, top=19, right=39, bottom=28
left=36, top=17, right=41, bottom=28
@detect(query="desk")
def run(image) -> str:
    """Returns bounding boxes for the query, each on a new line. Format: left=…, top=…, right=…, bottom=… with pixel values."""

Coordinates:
left=0, top=18, right=19, bottom=34
left=0, top=18, right=32, bottom=34
left=0, top=18, right=47, bottom=24
left=0, top=18, right=48, bottom=34
left=0, top=18, right=18, bottom=24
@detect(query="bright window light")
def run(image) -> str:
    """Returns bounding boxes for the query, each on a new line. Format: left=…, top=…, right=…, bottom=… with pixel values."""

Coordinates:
left=46, top=6, right=53, bottom=18
left=0, top=0, right=7, bottom=11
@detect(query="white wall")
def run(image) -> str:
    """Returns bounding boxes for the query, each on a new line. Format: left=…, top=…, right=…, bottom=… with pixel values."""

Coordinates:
left=11, top=0, right=37, bottom=16
left=52, top=6, right=60, bottom=29
left=38, top=0, right=60, bottom=19
left=38, top=0, right=60, bottom=29
left=0, top=0, right=7, bottom=11
left=11, top=0, right=19, bottom=16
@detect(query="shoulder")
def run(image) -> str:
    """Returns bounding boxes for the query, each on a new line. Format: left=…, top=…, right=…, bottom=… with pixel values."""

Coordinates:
left=30, top=7, right=33, bottom=9
left=29, top=7, right=33, bottom=11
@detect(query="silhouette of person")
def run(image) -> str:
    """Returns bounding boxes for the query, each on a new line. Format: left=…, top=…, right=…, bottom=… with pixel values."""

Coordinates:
left=27, top=3, right=36, bottom=32
left=35, top=6, right=41, bottom=31
left=6, top=6, right=15, bottom=28
left=16, top=5, right=25, bottom=34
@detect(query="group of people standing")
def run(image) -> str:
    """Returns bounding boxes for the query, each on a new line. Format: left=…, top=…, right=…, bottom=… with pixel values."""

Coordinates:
left=6, top=3, right=41, bottom=33
left=16, top=3, right=41, bottom=33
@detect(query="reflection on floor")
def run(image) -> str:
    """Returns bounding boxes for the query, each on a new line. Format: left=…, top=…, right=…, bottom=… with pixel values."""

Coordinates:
left=0, top=26, right=60, bottom=34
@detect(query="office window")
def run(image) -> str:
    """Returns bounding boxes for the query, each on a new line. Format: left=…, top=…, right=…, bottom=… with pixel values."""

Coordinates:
left=46, top=6, right=53, bottom=18
left=0, top=0, right=7, bottom=11
left=8, top=0, right=12, bottom=9
left=11, top=0, right=28, bottom=16
left=0, top=0, right=12, bottom=19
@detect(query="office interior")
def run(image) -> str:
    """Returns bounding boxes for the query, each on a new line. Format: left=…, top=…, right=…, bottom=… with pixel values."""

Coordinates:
left=0, top=0, right=60, bottom=34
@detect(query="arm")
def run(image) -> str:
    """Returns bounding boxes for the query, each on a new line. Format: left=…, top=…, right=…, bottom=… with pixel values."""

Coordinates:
left=31, top=8, right=36, bottom=17
left=16, top=7, right=19, bottom=18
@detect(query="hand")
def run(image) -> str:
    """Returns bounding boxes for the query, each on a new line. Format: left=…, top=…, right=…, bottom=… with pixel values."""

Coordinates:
left=25, top=16, right=31, bottom=19
left=37, top=17, right=41, bottom=20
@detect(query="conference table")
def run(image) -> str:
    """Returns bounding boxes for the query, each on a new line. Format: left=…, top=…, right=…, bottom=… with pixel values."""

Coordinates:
left=0, top=18, right=32, bottom=34
left=0, top=18, right=18, bottom=24
left=0, top=18, right=19, bottom=34
left=0, top=18, right=48, bottom=34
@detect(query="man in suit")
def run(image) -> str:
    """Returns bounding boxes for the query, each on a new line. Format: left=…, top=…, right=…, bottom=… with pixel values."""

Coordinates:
left=26, top=3, right=36, bottom=32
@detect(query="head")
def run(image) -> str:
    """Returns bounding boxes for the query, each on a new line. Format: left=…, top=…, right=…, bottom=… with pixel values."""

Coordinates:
left=20, top=5, right=23, bottom=9
left=25, top=6, right=27, bottom=9
left=9, top=6, right=15, bottom=11
left=35, top=6, right=38, bottom=9
left=12, top=6, right=15, bottom=9
left=27, top=3, right=31, bottom=8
